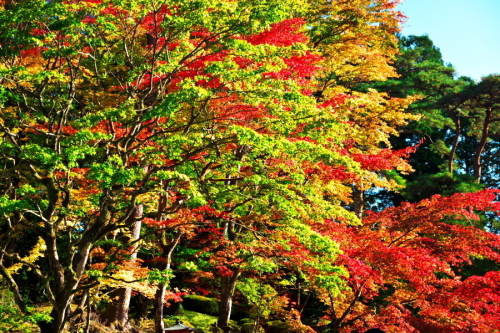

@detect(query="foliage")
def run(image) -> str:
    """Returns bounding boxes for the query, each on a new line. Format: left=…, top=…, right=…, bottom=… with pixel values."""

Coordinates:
left=369, top=35, right=500, bottom=205
left=182, top=295, right=220, bottom=316
left=0, top=1, right=499, bottom=333
left=315, top=189, right=500, bottom=332
left=0, top=289, right=51, bottom=333
left=165, top=310, right=219, bottom=333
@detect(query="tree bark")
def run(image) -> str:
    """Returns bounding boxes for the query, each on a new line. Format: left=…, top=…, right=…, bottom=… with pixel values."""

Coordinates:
left=473, top=107, right=492, bottom=182
left=104, top=206, right=143, bottom=331
left=154, top=282, right=168, bottom=333
left=352, top=187, right=364, bottom=219
left=217, top=268, right=241, bottom=332
left=154, top=232, right=182, bottom=333
left=448, top=111, right=461, bottom=174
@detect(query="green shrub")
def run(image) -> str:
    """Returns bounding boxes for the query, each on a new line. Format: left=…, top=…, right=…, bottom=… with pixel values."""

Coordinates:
left=0, top=289, right=50, bottom=333
left=166, top=310, right=218, bottom=333
left=182, top=295, right=219, bottom=316
left=241, top=322, right=265, bottom=333
left=264, top=321, right=290, bottom=333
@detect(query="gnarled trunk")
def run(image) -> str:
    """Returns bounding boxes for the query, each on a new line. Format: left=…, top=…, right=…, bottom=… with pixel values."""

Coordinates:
left=104, top=206, right=143, bottom=331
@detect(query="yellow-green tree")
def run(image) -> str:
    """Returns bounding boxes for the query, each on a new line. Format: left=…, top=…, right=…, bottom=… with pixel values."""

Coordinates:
left=0, top=1, right=421, bottom=332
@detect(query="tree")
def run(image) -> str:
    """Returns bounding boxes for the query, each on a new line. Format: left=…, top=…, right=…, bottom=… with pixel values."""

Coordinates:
left=313, top=190, right=500, bottom=332
left=1, top=0, right=348, bottom=331
left=4, top=2, right=498, bottom=333
left=306, top=2, right=419, bottom=217
left=357, top=35, right=486, bottom=207
left=457, top=75, right=500, bottom=183
left=0, top=0, right=405, bottom=331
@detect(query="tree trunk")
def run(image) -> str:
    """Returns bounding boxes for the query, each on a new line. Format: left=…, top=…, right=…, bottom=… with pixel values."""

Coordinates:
left=104, top=206, right=143, bottom=331
left=69, top=288, right=90, bottom=333
left=34, top=237, right=91, bottom=333
left=30, top=242, right=94, bottom=333
left=218, top=268, right=241, bottom=332
left=38, top=312, right=63, bottom=333
left=327, top=284, right=364, bottom=333
left=473, top=108, right=492, bottom=182
left=154, top=232, right=182, bottom=333
left=154, top=282, right=168, bottom=333
left=104, top=288, right=133, bottom=331
left=352, top=187, right=364, bottom=219
left=448, top=112, right=461, bottom=174
left=153, top=180, right=184, bottom=333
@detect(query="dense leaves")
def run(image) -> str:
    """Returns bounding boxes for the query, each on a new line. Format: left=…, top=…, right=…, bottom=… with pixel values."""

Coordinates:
left=0, top=1, right=499, bottom=333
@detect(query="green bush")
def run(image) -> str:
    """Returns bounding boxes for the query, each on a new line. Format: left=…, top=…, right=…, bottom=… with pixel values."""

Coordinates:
left=264, top=321, right=290, bottom=333
left=0, top=289, right=51, bottom=333
left=241, top=322, right=264, bottom=333
left=182, top=295, right=219, bottom=316
left=166, top=309, right=218, bottom=333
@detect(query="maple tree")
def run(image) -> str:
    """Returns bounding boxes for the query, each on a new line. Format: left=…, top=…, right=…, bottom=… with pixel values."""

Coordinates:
left=310, top=189, right=500, bottom=332
left=305, top=0, right=420, bottom=217
left=0, top=1, right=499, bottom=333
left=0, top=0, right=365, bottom=331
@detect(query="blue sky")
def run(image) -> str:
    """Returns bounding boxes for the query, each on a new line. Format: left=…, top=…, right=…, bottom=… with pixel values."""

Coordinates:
left=398, top=0, right=500, bottom=81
